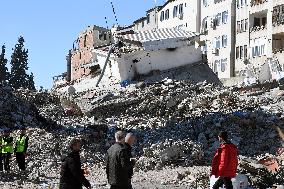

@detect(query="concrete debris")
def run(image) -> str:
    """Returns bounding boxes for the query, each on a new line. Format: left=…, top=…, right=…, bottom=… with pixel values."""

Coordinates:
left=1, top=78, right=284, bottom=188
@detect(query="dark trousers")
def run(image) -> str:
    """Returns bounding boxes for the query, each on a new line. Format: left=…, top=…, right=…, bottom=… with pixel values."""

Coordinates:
left=16, top=153, right=26, bottom=170
left=213, top=177, right=233, bottom=189
left=110, top=184, right=132, bottom=189
left=0, top=153, right=3, bottom=171
left=3, top=153, right=11, bottom=171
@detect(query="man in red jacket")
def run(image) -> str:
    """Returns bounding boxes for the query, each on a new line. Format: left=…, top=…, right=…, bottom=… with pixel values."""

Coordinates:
left=211, top=131, right=238, bottom=189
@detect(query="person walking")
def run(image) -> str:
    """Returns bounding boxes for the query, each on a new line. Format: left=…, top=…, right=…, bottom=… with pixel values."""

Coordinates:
left=124, top=133, right=136, bottom=188
left=2, top=129, right=13, bottom=172
left=106, top=131, right=132, bottom=189
left=211, top=131, right=238, bottom=189
left=14, top=127, right=29, bottom=171
left=59, top=138, right=91, bottom=189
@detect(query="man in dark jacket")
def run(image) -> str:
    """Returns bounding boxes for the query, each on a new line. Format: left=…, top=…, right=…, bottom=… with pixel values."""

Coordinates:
left=106, top=131, right=132, bottom=189
left=211, top=131, right=238, bottom=189
left=14, top=127, right=29, bottom=171
left=60, top=138, right=91, bottom=189
left=124, top=133, right=136, bottom=185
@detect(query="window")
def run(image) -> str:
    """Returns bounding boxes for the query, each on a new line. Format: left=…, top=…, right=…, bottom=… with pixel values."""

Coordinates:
left=262, top=17, right=267, bottom=26
left=240, top=0, right=243, bottom=6
left=214, top=60, right=220, bottom=73
left=254, top=17, right=260, bottom=27
left=261, top=44, right=265, bottom=55
left=245, top=19, right=248, bottom=31
left=244, top=45, right=248, bottom=58
left=240, top=46, right=244, bottom=59
left=236, top=47, right=240, bottom=59
left=160, top=11, right=165, bottom=21
left=103, top=33, right=107, bottom=40
left=236, top=0, right=239, bottom=8
left=222, top=35, right=227, bottom=47
left=142, top=21, right=144, bottom=28
left=216, top=13, right=222, bottom=26
left=215, top=36, right=221, bottom=49
left=165, top=9, right=170, bottom=20
left=84, top=34, right=87, bottom=47
left=179, top=4, right=184, bottom=15
left=237, top=21, right=241, bottom=33
left=222, top=11, right=228, bottom=24
left=241, top=20, right=244, bottom=32
left=202, top=17, right=208, bottom=30
left=203, top=0, right=208, bottom=6
left=147, top=14, right=150, bottom=24
left=173, top=6, right=178, bottom=18
left=221, top=59, right=227, bottom=72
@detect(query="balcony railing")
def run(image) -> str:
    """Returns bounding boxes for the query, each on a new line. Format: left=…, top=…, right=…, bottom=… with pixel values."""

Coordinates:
left=249, top=25, right=267, bottom=32
left=272, top=5, right=284, bottom=27
left=250, top=0, right=268, bottom=7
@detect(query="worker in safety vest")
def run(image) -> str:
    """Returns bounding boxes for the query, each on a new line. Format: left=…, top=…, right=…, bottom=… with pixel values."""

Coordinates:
left=14, top=127, right=29, bottom=171
left=0, top=130, right=3, bottom=172
left=2, top=129, right=13, bottom=171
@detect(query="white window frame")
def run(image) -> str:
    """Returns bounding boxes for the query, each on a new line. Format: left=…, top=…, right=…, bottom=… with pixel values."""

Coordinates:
left=222, top=35, right=227, bottom=47
left=221, top=59, right=227, bottom=72
left=222, top=11, right=228, bottom=24
left=173, top=6, right=178, bottom=18
left=160, top=11, right=165, bottom=21
left=165, top=9, right=170, bottom=20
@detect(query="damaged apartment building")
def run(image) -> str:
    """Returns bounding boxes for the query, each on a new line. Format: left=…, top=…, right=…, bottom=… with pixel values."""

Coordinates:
left=54, top=0, right=204, bottom=92
left=53, top=25, right=112, bottom=88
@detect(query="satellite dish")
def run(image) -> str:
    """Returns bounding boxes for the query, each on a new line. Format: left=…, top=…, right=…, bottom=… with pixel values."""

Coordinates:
left=68, top=86, right=76, bottom=95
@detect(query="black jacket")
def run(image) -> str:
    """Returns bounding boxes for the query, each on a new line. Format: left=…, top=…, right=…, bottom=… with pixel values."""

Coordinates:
left=106, top=142, right=132, bottom=187
left=59, top=151, right=91, bottom=189
left=125, top=143, right=135, bottom=178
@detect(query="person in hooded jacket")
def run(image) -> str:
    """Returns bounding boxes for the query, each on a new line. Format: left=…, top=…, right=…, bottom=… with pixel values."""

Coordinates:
left=59, top=138, right=91, bottom=189
left=211, top=131, right=238, bottom=189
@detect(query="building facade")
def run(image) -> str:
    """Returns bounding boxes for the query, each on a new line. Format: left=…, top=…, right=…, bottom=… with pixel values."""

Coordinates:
left=158, top=0, right=201, bottom=32
left=133, top=7, right=161, bottom=32
left=70, top=25, right=112, bottom=81
left=235, top=0, right=284, bottom=78
left=201, top=0, right=236, bottom=78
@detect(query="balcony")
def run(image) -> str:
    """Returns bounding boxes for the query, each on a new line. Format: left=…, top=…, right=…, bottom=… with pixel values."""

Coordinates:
left=249, top=25, right=268, bottom=38
left=272, top=5, right=284, bottom=34
left=250, top=0, right=269, bottom=14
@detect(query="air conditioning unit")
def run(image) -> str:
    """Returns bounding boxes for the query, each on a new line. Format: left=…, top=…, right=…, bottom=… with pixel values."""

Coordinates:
left=178, top=13, right=184, bottom=20
left=212, top=48, right=219, bottom=55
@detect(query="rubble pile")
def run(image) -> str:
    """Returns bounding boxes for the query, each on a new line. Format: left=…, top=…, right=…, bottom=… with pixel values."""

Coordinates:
left=1, top=77, right=284, bottom=188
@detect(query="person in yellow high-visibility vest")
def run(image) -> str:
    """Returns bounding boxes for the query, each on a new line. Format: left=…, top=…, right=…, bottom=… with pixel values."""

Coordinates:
left=2, top=129, right=13, bottom=172
left=14, top=128, right=29, bottom=171
left=0, top=130, right=3, bottom=172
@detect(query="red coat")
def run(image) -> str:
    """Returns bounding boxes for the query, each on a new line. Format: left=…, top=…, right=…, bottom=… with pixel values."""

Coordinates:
left=211, top=142, right=238, bottom=178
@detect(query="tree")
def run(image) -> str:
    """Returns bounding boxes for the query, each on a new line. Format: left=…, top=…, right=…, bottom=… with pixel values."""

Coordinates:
left=27, top=72, right=36, bottom=90
left=9, top=36, right=35, bottom=89
left=0, top=44, right=9, bottom=85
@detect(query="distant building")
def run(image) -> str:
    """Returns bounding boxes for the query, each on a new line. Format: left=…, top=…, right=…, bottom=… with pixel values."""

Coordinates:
left=200, top=0, right=236, bottom=79
left=235, top=0, right=284, bottom=78
left=158, top=0, right=201, bottom=32
left=70, top=25, right=112, bottom=81
left=133, top=7, right=161, bottom=32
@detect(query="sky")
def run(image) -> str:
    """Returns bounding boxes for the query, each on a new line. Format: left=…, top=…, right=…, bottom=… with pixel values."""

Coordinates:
left=0, top=0, right=165, bottom=89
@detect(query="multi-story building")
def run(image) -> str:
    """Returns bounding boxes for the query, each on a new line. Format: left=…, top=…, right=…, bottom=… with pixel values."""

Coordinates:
left=235, top=0, right=284, bottom=78
left=200, top=0, right=236, bottom=79
left=133, top=7, right=161, bottom=32
left=70, top=25, right=112, bottom=81
left=158, top=0, right=201, bottom=32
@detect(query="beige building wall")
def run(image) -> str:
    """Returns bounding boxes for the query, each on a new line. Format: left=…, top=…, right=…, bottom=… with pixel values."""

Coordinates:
left=235, top=0, right=284, bottom=76
left=201, top=0, right=236, bottom=78
left=158, top=0, right=201, bottom=32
